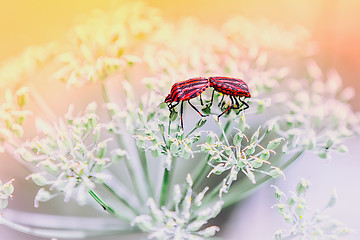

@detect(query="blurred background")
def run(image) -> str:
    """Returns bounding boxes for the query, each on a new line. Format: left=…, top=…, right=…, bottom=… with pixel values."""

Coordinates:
left=1, top=0, right=359, bottom=108
left=0, top=0, right=359, bottom=239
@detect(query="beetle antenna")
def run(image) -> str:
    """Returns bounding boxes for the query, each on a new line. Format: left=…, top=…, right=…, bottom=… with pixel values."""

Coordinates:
left=151, top=89, right=166, bottom=98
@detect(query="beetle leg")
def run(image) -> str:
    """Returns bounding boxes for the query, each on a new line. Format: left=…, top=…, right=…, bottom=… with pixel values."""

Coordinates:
left=180, top=101, right=184, bottom=129
left=168, top=101, right=179, bottom=110
left=217, top=96, right=234, bottom=121
left=239, top=98, right=249, bottom=110
left=199, top=94, right=204, bottom=106
left=218, top=94, right=225, bottom=107
left=208, top=89, right=215, bottom=108
left=232, top=96, right=241, bottom=109
left=188, top=99, right=209, bottom=117
left=234, top=97, right=250, bottom=114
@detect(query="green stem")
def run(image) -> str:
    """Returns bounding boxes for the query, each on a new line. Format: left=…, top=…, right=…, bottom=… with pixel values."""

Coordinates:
left=220, top=119, right=232, bottom=141
left=192, top=119, right=231, bottom=199
left=123, top=152, right=145, bottom=203
left=168, top=117, right=172, bottom=135
left=185, top=123, right=200, bottom=138
left=101, top=82, right=111, bottom=103
left=101, top=82, right=147, bottom=203
left=192, top=155, right=211, bottom=190
left=0, top=216, right=128, bottom=239
left=159, top=168, right=171, bottom=206
left=3, top=209, right=127, bottom=230
left=88, top=190, right=131, bottom=223
left=103, top=183, right=141, bottom=216
left=192, top=119, right=232, bottom=190
left=137, top=148, right=154, bottom=198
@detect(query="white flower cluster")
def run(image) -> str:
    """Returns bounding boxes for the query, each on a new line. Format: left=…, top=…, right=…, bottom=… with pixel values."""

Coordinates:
left=199, top=116, right=285, bottom=197
left=272, top=179, right=352, bottom=239
left=131, top=174, right=222, bottom=240
left=268, top=60, right=360, bottom=158
left=18, top=103, right=126, bottom=207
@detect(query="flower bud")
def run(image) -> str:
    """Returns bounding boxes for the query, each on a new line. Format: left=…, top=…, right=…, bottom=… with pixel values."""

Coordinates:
left=86, top=113, right=98, bottom=130
left=158, top=123, right=165, bottom=135
left=195, top=187, right=209, bottom=207
left=295, top=204, right=305, bottom=218
left=85, top=101, right=97, bottom=113
left=181, top=145, right=192, bottom=159
left=111, top=149, right=127, bottom=162
left=296, top=178, right=311, bottom=195
left=198, top=226, right=220, bottom=237
left=34, top=188, right=53, bottom=208
left=15, top=87, right=29, bottom=108
left=196, top=118, right=207, bottom=128
left=274, top=189, right=285, bottom=201
left=250, top=127, right=260, bottom=144
left=18, top=148, right=34, bottom=162
left=269, top=167, right=285, bottom=179
left=246, top=145, right=255, bottom=155
left=173, top=184, right=181, bottom=204
left=131, top=215, right=153, bottom=231
left=96, top=141, right=108, bottom=158
left=259, top=149, right=270, bottom=161
left=336, top=144, right=348, bottom=153
left=326, top=189, right=337, bottom=208
left=39, top=159, right=58, bottom=174
left=169, top=141, right=180, bottom=155
left=238, top=115, right=247, bottom=132
left=206, top=132, right=218, bottom=145
left=187, top=220, right=207, bottom=232
left=233, top=132, right=243, bottom=146
left=92, top=125, right=102, bottom=143
left=186, top=174, right=193, bottom=187
left=251, top=159, right=263, bottom=168
left=27, top=173, right=48, bottom=186
left=318, top=150, right=330, bottom=159
left=267, top=138, right=284, bottom=150
left=11, top=123, right=24, bottom=137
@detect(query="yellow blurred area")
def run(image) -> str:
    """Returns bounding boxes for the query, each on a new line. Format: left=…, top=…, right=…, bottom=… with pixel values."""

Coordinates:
left=0, top=0, right=359, bottom=107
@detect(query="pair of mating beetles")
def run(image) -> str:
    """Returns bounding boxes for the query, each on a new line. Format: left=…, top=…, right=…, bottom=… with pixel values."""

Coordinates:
left=165, top=77, right=251, bottom=129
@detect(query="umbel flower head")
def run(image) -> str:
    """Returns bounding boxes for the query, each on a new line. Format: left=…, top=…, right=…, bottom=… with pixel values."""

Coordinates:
left=131, top=174, right=222, bottom=240
left=272, top=179, right=352, bottom=239
left=18, top=102, right=127, bottom=207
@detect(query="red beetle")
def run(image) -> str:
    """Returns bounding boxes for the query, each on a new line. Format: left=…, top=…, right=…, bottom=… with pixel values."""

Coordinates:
left=208, top=76, right=251, bottom=119
left=165, top=77, right=210, bottom=129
